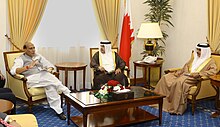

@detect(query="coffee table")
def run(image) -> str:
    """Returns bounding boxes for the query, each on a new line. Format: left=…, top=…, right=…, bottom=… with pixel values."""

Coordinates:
left=0, top=99, right=14, bottom=114
left=65, top=86, right=165, bottom=127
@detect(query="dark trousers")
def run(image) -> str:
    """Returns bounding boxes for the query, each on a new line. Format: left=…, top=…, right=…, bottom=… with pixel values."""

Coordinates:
left=0, top=79, right=5, bottom=88
left=93, top=72, right=128, bottom=90
left=0, top=88, right=16, bottom=114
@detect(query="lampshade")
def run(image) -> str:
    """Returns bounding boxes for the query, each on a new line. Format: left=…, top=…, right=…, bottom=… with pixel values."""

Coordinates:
left=137, top=22, right=163, bottom=39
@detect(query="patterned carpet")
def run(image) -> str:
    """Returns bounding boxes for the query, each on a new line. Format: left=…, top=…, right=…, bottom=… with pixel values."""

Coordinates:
left=16, top=98, right=220, bottom=127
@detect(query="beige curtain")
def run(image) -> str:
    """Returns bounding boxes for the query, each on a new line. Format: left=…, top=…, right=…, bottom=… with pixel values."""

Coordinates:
left=93, top=0, right=120, bottom=48
left=208, top=0, right=220, bottom=53
left=8, top=0, right=48, bottom=50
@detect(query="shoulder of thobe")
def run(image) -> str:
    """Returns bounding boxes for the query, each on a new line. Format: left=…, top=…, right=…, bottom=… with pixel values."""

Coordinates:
left=195, top=58, right=212, bottom=72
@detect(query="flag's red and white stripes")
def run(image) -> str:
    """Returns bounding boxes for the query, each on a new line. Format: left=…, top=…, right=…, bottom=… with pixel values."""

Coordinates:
left=119, top=0, right=134, bottom=68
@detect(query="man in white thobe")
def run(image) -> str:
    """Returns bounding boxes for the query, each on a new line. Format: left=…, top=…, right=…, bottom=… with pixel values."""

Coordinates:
left=10, top=42, right=70, bottom=120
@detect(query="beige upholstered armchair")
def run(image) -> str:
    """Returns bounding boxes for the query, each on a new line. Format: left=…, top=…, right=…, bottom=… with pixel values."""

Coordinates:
left=3, top=51, right=60, bottom=112
left=164, top=53, right=220, bottom=115
left=89, top=48, right=130, bottom=89
left=9, top=114, right=38, bottom=127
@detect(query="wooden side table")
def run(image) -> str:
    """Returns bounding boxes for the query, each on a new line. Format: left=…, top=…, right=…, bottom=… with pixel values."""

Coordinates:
left=0, top=99, right=14, bottom=114
left=133, top=58, right=163, bottom=88
left=55, top=62, right=87, bottom=91
left=210, top=74, right=220, bottom=118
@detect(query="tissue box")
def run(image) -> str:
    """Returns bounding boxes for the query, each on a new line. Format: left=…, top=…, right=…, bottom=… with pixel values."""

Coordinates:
left=112, top=91, right=134, bottom=101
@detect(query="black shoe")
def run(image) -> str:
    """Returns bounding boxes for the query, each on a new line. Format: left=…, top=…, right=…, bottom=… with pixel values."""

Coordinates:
left=57, top=112, right=66, bottom=120
left=169, top=112, right=177, bottom=115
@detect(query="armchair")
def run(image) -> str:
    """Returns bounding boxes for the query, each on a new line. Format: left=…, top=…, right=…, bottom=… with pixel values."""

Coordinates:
left=9, top=114, right=38, bottom=127
left=164, top=53, right=220, bottom=115
left=89, top=48, right=130, bottom=89
left=3, top=51, right=60, bottom=112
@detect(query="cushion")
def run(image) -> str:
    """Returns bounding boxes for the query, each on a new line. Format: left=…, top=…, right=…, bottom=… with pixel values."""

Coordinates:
left=28, top=87, right=45, bottom=96
left=9, top=114, right=38, bottom=127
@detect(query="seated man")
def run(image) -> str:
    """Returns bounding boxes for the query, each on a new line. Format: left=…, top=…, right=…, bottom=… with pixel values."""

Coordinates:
left=0, top=112, right=21, bottom=127
left=154, top=43, right=218, bottom=115
left=0, top=70, right=16, bottom=114
left=10, top=42, right=71, bottom=120
left=90, top=40, right=128, bottom=90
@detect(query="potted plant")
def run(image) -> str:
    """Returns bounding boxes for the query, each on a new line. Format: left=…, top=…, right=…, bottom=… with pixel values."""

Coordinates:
left=143, top=0, right=174, bottom=56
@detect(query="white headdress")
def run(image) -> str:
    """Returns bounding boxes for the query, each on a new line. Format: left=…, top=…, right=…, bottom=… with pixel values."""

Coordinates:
left=99, top=40, right=114, bottom=72
left=191, top=43, right=211, bottom=72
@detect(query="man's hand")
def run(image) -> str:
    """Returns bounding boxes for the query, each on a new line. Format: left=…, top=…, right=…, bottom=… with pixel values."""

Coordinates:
left=98, top=66, right=105, bottom=72
left=115, top=68, right=121, bottom=75
left=189, top=72, right=201, bottom=78
left=174, top=71, right=181, bottom=77
left=28, top=60, right=38, bottom=69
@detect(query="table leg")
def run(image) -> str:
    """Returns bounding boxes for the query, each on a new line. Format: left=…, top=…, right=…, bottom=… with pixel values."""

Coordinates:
left=147, top=67, right=151, bottom=89
left=158, top=99, right=163, bottom=125
left=143, top=67, right=147, bottom=88
left=67, top=98, right=70, bottom=125
left=83, top=113, right=88, bottom=127
left=159, top=66, right=162, bottom=79
left=83, top=68, right=86, bottom=91
left=74, top=71, right=76, bottom=91
left=57, top=68, right=60, bottom=79
left=216, top=87, right=220, bottom=110
left=65, top=69, right=68, bottom=87
left=134, top=64, right=137, bottom=85
left=211, top=85, right=220, bottom=118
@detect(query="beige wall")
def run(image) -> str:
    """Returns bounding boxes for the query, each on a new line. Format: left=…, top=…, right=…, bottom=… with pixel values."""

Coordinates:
left=0, top=0, right=7, bottom=75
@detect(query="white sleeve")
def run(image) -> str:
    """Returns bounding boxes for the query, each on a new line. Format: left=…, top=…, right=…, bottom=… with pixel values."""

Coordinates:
left=38, top=54, right=55, bottom=69
left=10, top=57, right=24, bottom=75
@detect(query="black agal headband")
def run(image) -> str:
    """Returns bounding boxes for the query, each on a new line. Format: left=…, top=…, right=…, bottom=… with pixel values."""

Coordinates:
left=197, top=43, right=210, bottom=48
left=100, top=41, right=111, bottom=44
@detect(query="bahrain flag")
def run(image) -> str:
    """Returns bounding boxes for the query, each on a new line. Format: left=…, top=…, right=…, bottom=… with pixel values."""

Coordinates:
left=119, top=0, right=134, bottom=68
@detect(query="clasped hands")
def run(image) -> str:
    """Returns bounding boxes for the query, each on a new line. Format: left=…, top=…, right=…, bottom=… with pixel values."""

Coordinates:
left=98, top=66, right=121, bottom=75
left=27, top=59, right=38, bottom=69
left=27, top=60, right=54, bottom=73
left=188, top=72, right=201, bottom=78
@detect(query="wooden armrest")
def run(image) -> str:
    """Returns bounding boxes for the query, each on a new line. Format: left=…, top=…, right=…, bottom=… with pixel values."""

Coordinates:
left=52, top=71, right=59, bottom=78
left=200, top=76, right=209, bottom=81
left=164, top=68, right=181, bottom=74
left=124, top=66, right=130, bottom=71
left=13, top=74, right=27, bottom=81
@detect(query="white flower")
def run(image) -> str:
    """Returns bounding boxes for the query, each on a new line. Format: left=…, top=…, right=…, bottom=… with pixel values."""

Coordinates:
left=113, top=86, right=121, bottom=91
left=99, top=89, right=108, bottom=95
left=99, top=85, right=108, bottom=95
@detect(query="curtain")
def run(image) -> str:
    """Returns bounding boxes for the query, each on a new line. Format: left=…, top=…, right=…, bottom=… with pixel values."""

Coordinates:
left=93, top=0, right=120, bottom=48
left=8, top=0, right=48, bottom=50
left=208, top=0, right=220, bottom=53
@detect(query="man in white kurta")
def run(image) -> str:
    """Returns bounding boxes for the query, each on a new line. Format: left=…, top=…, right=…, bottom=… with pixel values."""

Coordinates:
left=10, top=42, right=70, bottom=120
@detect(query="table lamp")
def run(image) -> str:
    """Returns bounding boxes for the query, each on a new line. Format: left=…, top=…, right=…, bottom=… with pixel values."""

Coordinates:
left=137, top=22, right=163, bottom=55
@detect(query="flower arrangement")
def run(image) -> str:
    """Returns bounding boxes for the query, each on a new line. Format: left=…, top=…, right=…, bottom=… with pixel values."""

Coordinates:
left=94, top=80, right=127, bottom=99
